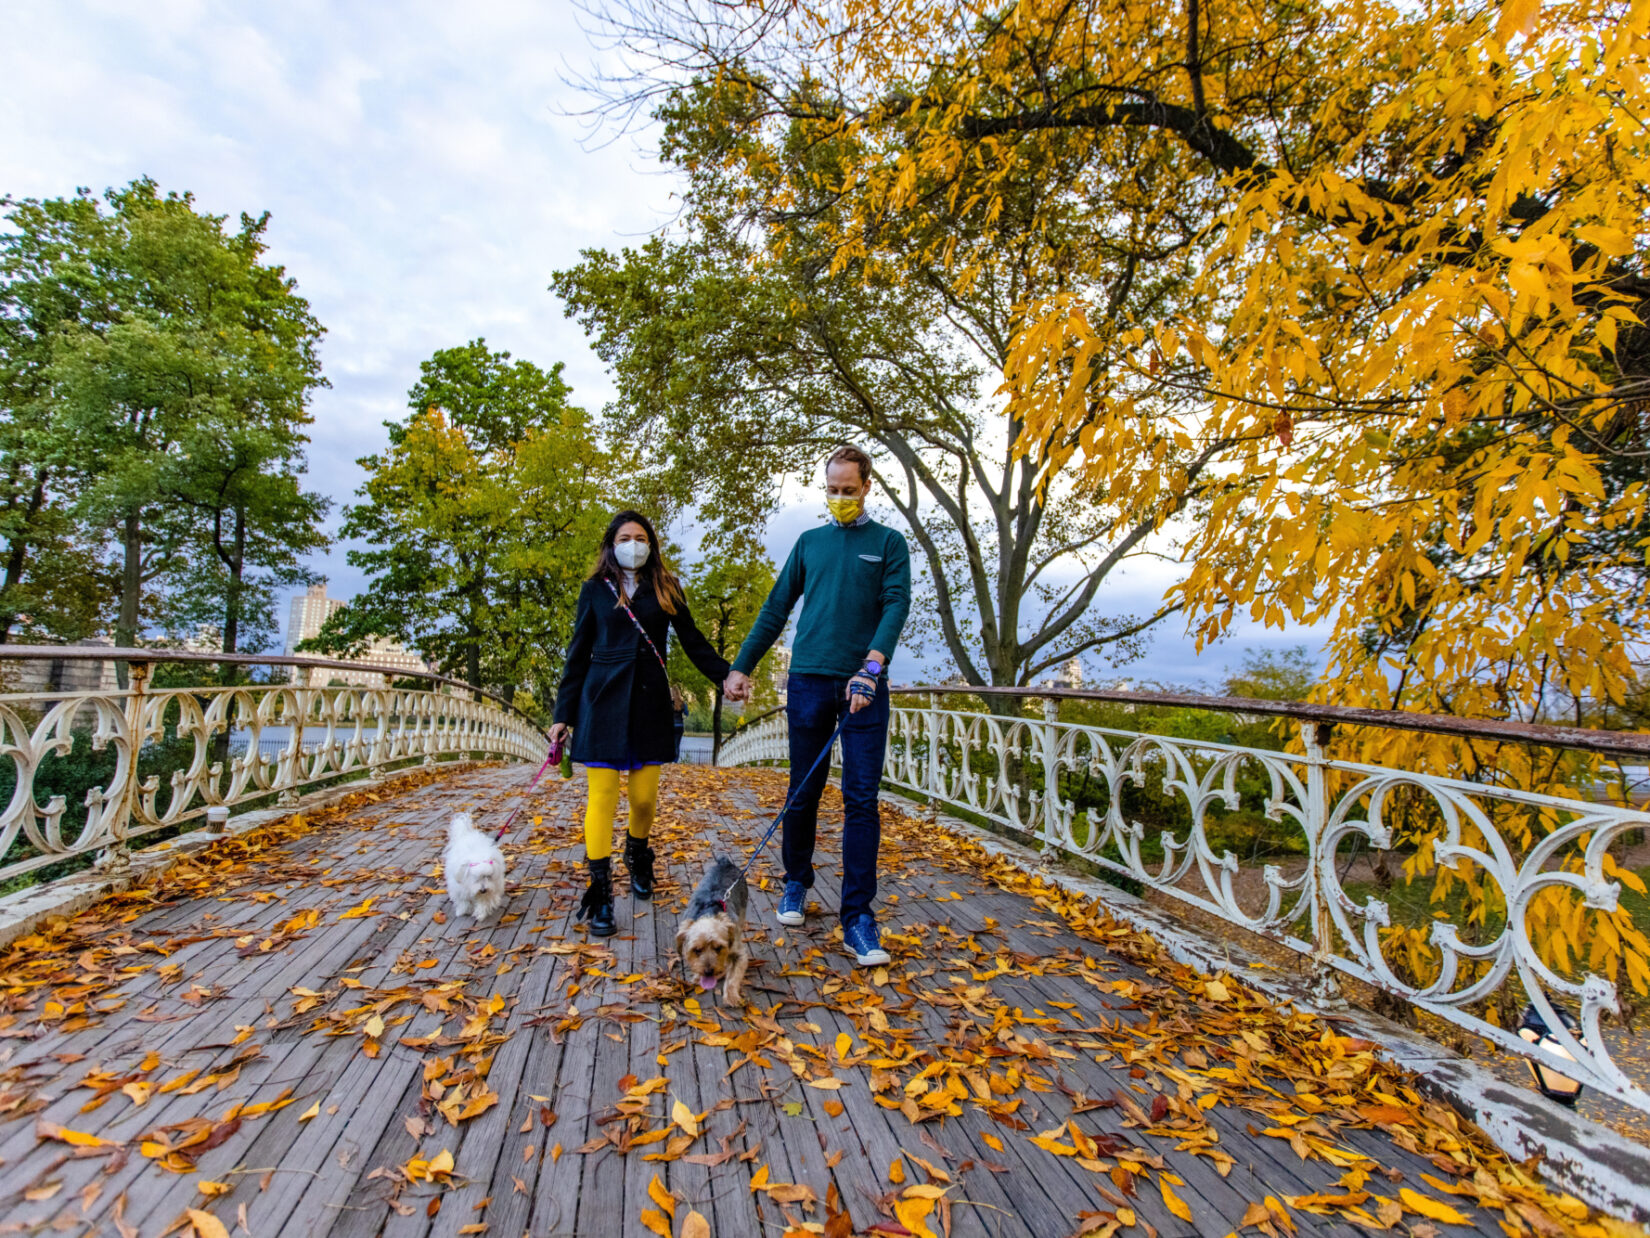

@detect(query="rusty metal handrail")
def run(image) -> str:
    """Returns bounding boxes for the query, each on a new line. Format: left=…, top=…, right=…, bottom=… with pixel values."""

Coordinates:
left=888, top=684, right=1650, bottom=759
left=0, top=646, right=549, bottom=888
left=0, top=645, right=547, bottom=740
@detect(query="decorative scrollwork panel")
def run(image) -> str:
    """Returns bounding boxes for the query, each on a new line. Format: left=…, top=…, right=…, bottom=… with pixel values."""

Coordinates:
left=0, top=670, right=545, bottom=887
left=731, top=696, right=1650, bottom=1115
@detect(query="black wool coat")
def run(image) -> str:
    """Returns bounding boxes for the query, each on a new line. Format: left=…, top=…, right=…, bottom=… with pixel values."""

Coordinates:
left=552, top=575, right=730, bottom=767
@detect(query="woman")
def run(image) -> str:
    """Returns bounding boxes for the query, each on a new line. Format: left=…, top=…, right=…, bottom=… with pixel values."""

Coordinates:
left=549, top=511, right=730, bottom=936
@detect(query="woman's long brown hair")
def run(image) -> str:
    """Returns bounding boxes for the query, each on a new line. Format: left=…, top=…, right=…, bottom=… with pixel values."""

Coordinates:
left=589, top=509, right=685, bottom=615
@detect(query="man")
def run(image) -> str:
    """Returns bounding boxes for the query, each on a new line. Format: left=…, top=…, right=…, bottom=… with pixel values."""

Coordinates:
left=724, top=445, right=911, bottom=966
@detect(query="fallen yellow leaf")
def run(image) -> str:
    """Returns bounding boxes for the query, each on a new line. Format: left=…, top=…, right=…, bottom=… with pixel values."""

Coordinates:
left=893, top=1194, right=938, bottom=1238
left=36, top=1121, right=113, bottom=1149
left=1161, top=1178, right=1194, bottom=1223
left=647, top=1174, right=676, bottom=1217
left=186, top=1209, right=231, bottom=1238
left=672, top=1099, right=699, bottom=1137
left=1400, top=1187, right=1470, bottom=1225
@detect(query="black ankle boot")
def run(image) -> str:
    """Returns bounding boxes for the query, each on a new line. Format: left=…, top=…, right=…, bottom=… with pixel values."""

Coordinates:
left=577, top=857, right=616, bottom=937
left=623, top=834, right=656, bottom=901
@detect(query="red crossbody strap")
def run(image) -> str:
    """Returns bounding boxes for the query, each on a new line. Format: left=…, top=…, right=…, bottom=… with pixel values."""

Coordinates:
left=603, top=578, right=669, bottom=672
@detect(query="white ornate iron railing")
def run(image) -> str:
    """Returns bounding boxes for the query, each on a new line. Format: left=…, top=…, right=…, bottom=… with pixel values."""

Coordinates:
left=0, top=647, right=547, bottom=886
left=720, top=687, right=1650, bottom=1115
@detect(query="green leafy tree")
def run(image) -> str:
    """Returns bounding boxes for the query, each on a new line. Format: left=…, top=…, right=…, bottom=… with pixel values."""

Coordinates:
left=2, top=180, right=327, bottom=678
left=162, top=449, right=329, bottom=669
left=1221, top=646, right=1318, bottom=703
left=668, top=534, right=777, bottom=761
left=1, top=192, right=117, bottom=642
left=312, top=341, right=621, bottom=708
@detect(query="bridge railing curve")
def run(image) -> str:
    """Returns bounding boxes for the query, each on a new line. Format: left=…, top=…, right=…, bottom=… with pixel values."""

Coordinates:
left=0, top=646, right=547, bottom=887
left=719, top=684, right=1650, bottom=1115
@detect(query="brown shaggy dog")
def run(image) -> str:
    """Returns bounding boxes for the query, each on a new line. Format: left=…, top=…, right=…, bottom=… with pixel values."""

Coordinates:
left=676, top=856, right=749, bottom=1006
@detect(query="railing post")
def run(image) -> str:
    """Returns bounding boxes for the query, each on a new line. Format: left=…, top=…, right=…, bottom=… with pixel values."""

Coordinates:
left=1042, top=695, right=1062, bottom=849
left=924, top=691, right=940, bottom=826
left=99, top=658, right=149, bottom=872
left=280, top=665, right=309, bottom=807
left=1303, top=720, right=1347, bottom=1008
left=368, top=672, right=391, bottom=782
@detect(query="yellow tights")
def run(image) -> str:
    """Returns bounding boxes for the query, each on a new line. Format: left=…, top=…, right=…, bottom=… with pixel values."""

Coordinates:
left=583, top=765, right=661, bottom=861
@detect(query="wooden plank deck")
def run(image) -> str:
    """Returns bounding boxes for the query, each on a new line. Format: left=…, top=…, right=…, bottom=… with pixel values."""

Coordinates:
left=0, top=763, right=1617, bottom=1237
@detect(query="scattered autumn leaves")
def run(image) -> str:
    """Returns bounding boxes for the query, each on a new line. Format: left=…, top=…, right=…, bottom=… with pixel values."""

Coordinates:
left=0, top=762, right=1645, bottom=1238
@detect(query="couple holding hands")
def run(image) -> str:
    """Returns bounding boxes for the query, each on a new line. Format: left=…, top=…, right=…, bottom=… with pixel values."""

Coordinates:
left=547, top=446, right=911, bottom=966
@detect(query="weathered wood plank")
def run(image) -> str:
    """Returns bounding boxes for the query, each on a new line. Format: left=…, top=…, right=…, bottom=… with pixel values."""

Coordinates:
left=0, top=765, right=1551, bottom=1238
left=0, top=770, right=513, bottom=1234
left=114, top=780, right=502, bottom=1237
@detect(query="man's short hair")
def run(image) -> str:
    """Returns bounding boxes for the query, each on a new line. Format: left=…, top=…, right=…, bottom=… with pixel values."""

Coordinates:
left=826, top=445, right=873, bottom=484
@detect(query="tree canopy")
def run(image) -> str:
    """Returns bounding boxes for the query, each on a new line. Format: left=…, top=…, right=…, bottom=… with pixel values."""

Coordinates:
left=582, top=0, right=1650, bottom=1005
left=0, top=178, right=329, bottom=674
left=311, top=340, right=633, bottom=710
left=554, top=80, right=1204, bottom=688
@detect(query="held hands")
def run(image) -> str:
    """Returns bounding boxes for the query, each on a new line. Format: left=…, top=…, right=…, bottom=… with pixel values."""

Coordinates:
left=723, top=671, right=753, bottom=703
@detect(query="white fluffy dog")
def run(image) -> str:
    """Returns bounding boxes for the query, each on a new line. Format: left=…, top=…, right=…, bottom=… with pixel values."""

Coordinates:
left=444, top=812, right=507, bottom=921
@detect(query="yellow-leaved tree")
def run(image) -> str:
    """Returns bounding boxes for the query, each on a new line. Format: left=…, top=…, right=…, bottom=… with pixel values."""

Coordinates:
left=591, top=0, right=1650, bottom=1012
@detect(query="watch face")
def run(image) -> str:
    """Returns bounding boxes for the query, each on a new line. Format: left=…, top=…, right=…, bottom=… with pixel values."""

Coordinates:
left=865, top=661, right=883, bottom=675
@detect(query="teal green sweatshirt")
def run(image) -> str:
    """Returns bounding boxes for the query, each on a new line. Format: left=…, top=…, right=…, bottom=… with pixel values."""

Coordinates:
left=733, top=519, right=912, bottom=677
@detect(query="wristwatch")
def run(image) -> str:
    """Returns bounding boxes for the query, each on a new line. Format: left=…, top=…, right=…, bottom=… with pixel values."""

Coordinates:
left=860, top=659, right=883, bottom=677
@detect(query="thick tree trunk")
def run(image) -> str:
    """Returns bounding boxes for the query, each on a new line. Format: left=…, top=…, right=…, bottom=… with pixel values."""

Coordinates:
left=220, top=510, right=245, bottom=670
left=0, top=477, right=48, bottom=643
left=212, top=509, right=247, bottom=774
left=712, top=693, right=724, bottom=764
left=115, top=509, right=143, bottom=690
left=0, top=540, right=28, bottom=645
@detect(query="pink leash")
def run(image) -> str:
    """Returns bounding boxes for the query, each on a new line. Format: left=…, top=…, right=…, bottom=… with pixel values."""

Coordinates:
left=494, top=747, right=558, bottom=842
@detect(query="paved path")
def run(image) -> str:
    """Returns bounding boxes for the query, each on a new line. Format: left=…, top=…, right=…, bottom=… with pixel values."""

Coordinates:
left=0, top=764, right=1609, bottom=1237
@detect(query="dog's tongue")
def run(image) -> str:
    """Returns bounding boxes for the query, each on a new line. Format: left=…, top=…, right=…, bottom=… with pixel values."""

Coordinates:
left=697, top=976, right=718, bottom=991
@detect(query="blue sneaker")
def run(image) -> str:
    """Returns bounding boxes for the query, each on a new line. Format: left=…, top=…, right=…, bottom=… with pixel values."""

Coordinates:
left=776, top=880, right=807, bottom=926
left=843, top=916, right=891, bottom=966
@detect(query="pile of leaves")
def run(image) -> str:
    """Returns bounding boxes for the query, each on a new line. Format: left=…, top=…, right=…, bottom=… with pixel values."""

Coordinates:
left=0, top=761, right=1645, bottom=1238
left=643, top=767, right=1646, bottom=1238
left=0, top=766, right=463, bottom=1044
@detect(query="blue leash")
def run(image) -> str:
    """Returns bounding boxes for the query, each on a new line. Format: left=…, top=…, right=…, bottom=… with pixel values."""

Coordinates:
left=738, top=709, right=852, bottom=880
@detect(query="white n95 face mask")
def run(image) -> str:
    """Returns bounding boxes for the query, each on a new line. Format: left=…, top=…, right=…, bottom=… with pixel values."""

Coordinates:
left=615, top=540, right=651, bottom=569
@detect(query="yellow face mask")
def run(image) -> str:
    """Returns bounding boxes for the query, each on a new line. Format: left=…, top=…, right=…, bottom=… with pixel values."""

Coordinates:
left=826, top=494, right=863, bottom=523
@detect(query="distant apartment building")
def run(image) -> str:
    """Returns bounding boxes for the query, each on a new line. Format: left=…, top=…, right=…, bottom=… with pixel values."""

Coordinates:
left=284, top=582, right=430, bottom=686
left=285, top=583, right=346, bottom=657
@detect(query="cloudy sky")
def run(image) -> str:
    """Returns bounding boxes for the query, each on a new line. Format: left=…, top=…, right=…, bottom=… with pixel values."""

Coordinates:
left=0, top=0, right=1322, bottom=687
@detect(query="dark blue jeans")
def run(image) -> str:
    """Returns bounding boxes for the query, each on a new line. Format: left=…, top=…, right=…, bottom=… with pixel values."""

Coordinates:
left=782, top=673, right=890, bottom=926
